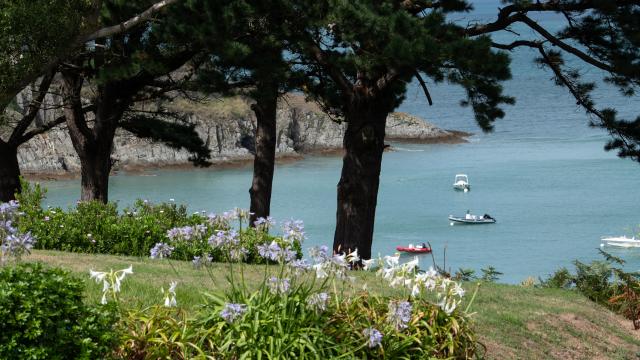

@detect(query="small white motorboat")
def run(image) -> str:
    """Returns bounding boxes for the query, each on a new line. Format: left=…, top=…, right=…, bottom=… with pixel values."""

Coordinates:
left=449, top=211, right=496, bottom=225
left=600, top=236, right=640, bottom=248
left=453, top=174, right=470, bottom=192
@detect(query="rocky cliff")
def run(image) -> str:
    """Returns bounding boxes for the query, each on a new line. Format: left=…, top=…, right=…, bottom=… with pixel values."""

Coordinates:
left=16, top=94, right=466, bottom=175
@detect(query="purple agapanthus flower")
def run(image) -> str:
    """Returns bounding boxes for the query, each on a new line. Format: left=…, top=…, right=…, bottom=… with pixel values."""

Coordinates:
left=288, top=259, right=311, bottom=272
left=150, top=242, right=174, bottom=259
left=254, top=216, right=275, bottom=229
left=1, top=232, right=36, bottom=259
left=308, top=245, right=330, bottom=263
left=267, top=276, right=291, bottom=295
left=363, top=328, right=383, bottom=348
left=387, top=300, right=413, bottom=330
left=229, top=246, right=248, bottom=261
left=208, top=230, right=239, bottom=248
left=306, top=292, right=329, bottom=313
left=257, top=241, right=296, bottom=263
left=220, top=303, right=247, bottom=324
left=0, top=200, right=19, bottom=215
left=282, top=219, right=305, bottom=243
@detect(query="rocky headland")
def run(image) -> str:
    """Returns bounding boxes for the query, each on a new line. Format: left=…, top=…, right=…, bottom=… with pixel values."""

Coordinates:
left=16, top=94, right=469, bottom=178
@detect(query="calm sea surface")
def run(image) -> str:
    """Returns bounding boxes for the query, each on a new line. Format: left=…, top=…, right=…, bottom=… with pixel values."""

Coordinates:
left=39, top=2, right=640, bottom=283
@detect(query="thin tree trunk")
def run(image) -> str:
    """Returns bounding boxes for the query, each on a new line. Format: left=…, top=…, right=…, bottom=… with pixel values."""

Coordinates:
left=249, top=81, right=279, bottom=225
left=333, top=98, right=389, bottom=260
left=0, top=141, right=21, bottom=202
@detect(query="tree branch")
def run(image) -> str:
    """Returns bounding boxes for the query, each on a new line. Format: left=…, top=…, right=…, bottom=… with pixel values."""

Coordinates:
left=19, top=105, right=96, bottom=144
left=519, top=15, right=614, bottom=73
left=414, top=71, right=433, bottom=106
left=8, top=70, right=56, bottom=146
left=537, top=46, right=634, bottom=153
left=82, top=0, right=181, bottom=42
left=306, top=38, right=354, bottom=98
left=61, top=70, right=94, bottom=142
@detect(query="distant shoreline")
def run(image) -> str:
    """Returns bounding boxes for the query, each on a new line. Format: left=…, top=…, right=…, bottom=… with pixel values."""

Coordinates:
left=23, top=132, right=470, bottom=181
left=19, top=93, right=471, bottom=181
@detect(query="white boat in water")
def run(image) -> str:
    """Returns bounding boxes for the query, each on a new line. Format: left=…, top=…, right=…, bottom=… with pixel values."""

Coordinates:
left=601, top=236, right=640, bottom=248
left=453, top=174, right=470, bottom=192
left=449, top=211, right=496, bottom=225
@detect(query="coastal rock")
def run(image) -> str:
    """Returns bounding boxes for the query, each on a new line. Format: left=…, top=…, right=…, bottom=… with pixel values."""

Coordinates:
left=16, top=94, right=466, bottom=175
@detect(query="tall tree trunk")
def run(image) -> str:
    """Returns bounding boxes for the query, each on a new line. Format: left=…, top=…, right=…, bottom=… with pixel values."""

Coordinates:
left=333, top=98, right=389, bottom=260
left=249, top=81, right=279, bottom=225
left=78, top=142, right=112, bottom=203
left=0, top=141, right=21, bottom=202
left=62, top=70, right=121, bottom=203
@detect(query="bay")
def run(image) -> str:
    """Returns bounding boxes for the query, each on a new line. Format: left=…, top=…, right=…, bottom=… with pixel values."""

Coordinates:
left=38, top=1, right=640, bottom=283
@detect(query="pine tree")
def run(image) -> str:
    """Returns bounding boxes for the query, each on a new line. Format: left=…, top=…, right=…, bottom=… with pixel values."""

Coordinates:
left=283, top=0, right=640, bottom=259
left=58, top=0, right=209, bottom=203
left=168, top=0, right=298, bottom=224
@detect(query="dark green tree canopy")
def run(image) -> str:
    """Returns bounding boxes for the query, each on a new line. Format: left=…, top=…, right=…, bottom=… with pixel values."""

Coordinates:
left=285, top=0, right=514, bottom=130
left=0, top=0, right=94, bottom=110
left=479, top=0, right=640, bottom=161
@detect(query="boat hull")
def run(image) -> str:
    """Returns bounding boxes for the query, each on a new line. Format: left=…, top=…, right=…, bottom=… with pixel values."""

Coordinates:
left=602, top=242, right=640, bottom=248
left=601, top=236, right=640, bottom=248
left=396, top=246, right=431, bottom=253
left=449, top=216, right=496, bottom=224
left=453, top=184, right=470, bottom=191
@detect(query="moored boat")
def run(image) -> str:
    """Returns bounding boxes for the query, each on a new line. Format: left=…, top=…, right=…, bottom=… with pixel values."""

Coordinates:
left=600, top=236, right=640, bottom=248
left=449, top=212, right=496, bottom=224
left=396, top=244, right=432, bottom=253
left=453, top=174, right=470, bottom=192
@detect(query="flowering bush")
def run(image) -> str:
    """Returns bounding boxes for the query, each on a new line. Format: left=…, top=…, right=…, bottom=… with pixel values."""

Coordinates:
left=15, top=181, right=301, bottom=263
left=118, top=216, right=479, bottom=359
left=150, top=209, right=302, bottom=263
left=0, top=263, right=118, bottom=359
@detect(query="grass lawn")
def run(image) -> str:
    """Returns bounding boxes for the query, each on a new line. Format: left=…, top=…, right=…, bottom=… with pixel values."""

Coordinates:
left=26, top=250, right=640, bottom=359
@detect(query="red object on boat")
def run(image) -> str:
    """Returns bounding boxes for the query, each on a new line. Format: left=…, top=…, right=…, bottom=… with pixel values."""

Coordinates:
left=396, top=246, right=432, bottom=253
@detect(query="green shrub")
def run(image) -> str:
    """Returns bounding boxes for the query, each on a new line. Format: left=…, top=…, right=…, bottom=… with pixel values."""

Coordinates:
left=480, top=266, right=503, bottom=282
left=542, top=250, right=640, bottom=329
left=539, top=267, right=574, bottom=289
left=0, top=263, right=118, bottom=359
left=16, top=181, right=301, bottom=263
left=117, top=307, right=208, bottom=359
left=17, top=181, right=202, bottom=257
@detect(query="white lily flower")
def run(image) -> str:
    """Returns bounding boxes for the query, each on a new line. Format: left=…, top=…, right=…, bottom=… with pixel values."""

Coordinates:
left=425, top=266, right=438, bottom=278
left=452, top=283, right=465, bottom=297
left=424, top=278, right=437, bottom=291
left=411, top=284, right=421, bottom=298
left=169, top=281, right=178, bottom=294
left=362, top=258, right=376, bottom=271
left=89, top=270, right=106, bottom=282
left=313, top=263, right=328, bottom=279
left=384, top=254, right=400, bottom=267
left=120, top=265, right=134, bottom=276
left=113, top=278, right=121, bottom=293
left=347, top=249, right=360, bottom=264
left=390, top=276, right=404, bottom=288
left=404, top=257, right=419, bottom=271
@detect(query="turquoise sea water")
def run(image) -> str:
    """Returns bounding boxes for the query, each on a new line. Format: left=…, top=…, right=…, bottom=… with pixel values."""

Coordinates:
left=39, top=2, right=640, bottom=283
